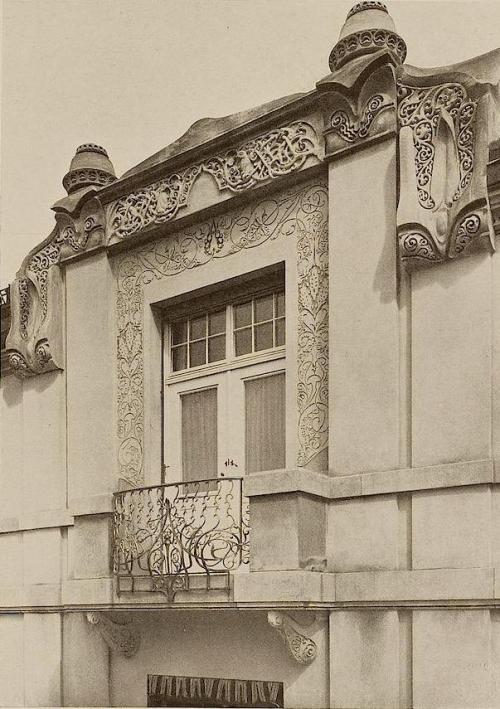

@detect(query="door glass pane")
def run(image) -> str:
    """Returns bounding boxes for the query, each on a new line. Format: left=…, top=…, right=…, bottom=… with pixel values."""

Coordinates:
left=208, top=334, right=225, bottom=363
left=276, top=291, right=285, bottom=317
left=171, top=320, right=187, bottom=345
left=254, top=322, right=273, bottom=351
left=208, top=310, right=226, bottom=335
left=190, top=315, right=206, bottom=341
left=245, top=373, right=285, bottom=473
left=189, top=340, right=206, bottom=367
left=181, top=388, right=217, bottom=482
left=234, top=301, right=252, bottom=329
left=172, top=345, right=187, bottom=372
left=234, top=327, right=252, bottom=356
left=254, top=294, right=273, bottom=323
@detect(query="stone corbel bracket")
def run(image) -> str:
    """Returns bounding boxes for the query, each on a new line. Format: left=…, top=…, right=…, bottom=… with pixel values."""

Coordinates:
left=267, top=611, right=317, bottom=665
left=6, top=192, right=106, bottom=377
left=317, top=51, right=401, bottom=160
left=86, top=612, right=140, bottom=658
left=396, top=55, right=500, bottom=272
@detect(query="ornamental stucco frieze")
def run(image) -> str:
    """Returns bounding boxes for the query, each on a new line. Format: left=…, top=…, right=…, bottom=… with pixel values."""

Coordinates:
left=107, top=121, right=322, bottom=242
left=6, top=196, right=106, bottom=377
left=115, top=178, right=328, bottom=486
left=318, top=53, right=399, bottom=159
left=396, top=58, right=499, bottom=271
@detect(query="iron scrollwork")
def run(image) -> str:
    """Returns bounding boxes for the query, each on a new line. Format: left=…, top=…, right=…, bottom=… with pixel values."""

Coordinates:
left=112, top=477, right=249, bottom=602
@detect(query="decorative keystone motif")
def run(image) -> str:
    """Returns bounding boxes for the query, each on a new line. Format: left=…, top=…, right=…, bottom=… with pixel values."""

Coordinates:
left=86, top=612, right=140, bottom=658
left=267, top=611, right=317, bottom=665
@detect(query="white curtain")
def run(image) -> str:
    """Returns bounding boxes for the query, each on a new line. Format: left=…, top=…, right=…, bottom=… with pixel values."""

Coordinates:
left=181, top=388, right=218, bottom=481
left=245, top=373, right=285, bottom=473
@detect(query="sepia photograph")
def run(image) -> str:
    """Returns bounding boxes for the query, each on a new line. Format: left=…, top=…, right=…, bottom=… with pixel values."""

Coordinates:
left=1, top=0, right=499, bottom=707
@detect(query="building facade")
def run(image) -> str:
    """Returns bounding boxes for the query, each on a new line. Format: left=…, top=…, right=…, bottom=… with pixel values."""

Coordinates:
left=1, top=3, right=500, bottom=707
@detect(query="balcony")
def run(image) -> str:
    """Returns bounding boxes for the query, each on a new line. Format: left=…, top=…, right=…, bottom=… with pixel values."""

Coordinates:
left=112, top=477, right=250, bottom=602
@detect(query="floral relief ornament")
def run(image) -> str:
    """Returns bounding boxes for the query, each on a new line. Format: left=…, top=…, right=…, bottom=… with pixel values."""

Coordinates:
left=115, top=179, right=328, bottom=485
left=109, top=121, right=321, bottom=241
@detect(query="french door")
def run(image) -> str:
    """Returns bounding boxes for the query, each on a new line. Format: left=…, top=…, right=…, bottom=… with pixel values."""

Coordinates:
left=164, top=358, right=286, bottom=485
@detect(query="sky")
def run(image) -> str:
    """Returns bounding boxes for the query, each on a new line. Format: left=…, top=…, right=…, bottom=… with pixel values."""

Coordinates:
left=1, top=0, right=499, bottom=284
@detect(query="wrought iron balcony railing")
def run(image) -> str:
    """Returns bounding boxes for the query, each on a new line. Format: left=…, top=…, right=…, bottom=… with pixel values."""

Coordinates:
left=112, top=477, right=250, bottom=602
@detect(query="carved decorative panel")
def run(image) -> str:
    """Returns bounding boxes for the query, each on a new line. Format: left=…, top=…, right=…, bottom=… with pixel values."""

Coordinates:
left=267, top=611, right=317, bottom=665
left=6, top=196, right=106, bottom=377
left=396, top=64, right=497, bottom=271
left=108, top=122, right=321, bottom=242
left=115, top=179, right=328, bottom=485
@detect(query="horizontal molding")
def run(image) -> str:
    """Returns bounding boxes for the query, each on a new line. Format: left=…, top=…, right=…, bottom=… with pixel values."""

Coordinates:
left=69, top=494, right=114, bottom=516
left=335, top=568, right=497, bottom=603
left=244, top=459, right=496, bottom=500
left=0, top=509, right=74, bottom=534
left=0, top=495, right=117, bottom=534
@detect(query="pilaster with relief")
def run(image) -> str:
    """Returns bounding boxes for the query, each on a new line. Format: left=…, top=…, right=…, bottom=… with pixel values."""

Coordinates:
left=5, top=145, right=116, bottom=377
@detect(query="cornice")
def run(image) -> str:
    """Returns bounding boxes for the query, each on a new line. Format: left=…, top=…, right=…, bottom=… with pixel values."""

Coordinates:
left=98, top=90, right=321, bottom=206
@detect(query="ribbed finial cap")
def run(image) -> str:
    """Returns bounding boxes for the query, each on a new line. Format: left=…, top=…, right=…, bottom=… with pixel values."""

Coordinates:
left=329, top=1, right=406, bottom=72
left=63, top=143, right=116, bottom=194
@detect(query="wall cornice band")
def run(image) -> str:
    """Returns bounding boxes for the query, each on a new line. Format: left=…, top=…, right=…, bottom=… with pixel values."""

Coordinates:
left=4, top=44, right=500, bottom=379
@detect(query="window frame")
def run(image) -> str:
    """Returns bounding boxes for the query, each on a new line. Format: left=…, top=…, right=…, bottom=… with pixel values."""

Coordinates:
left=165, top=285, right=286, bottom=381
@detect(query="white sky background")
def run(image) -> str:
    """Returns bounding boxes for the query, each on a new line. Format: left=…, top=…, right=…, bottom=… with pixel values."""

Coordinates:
left=1, top=0, right=499, bottom=284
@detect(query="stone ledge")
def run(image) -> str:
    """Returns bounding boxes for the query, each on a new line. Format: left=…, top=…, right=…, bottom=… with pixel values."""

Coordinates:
left=359, top=459, right=494, bottom=496
left=233, top=570, right=324, bottom=603
left=335, top=568, right=495, bottom=602
left=243, top=468, right=331, bottom=498
left=0, top=583, right=61, bottom=608
left=0, top=509, right=74, bottom=534
left=243, top=460, right=496, bottom=500
left=69, top=494, right=114, bottom=516
left=61, top=578, right=114, bottom=606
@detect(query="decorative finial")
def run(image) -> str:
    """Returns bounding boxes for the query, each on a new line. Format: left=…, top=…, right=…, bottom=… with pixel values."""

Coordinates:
left=347, top=1, right=388, bottom=20
left=63, top=143, right=116, bottom=194
left=329, top=1, right=406, bottom=72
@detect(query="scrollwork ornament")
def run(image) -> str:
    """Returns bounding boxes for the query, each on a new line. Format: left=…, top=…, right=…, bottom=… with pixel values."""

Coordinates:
left=115, top=179, right=328, bottom=484
left=397, top=81, right=477, bottom=210
left=330, top=94, right=392, bottom=144
left=8, top=351, right=31, bottom=378
left=35, top=340, right=52, bottom=368
left=86, top=612, right=140, bottom=658
left=267, top=611, right=317, bottom=665
left=398, top=229, right=440, bottom=264
left=449, top=212, right=481, bottom=257
left=109, top=122, right=321, bottom=241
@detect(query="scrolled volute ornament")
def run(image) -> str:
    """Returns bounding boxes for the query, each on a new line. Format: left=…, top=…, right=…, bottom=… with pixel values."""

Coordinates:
left=267, top=611, right=317, bottom=665
left=86, top=612, right=140, bottom=658
left=396, top=55, right=498, bottom=272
